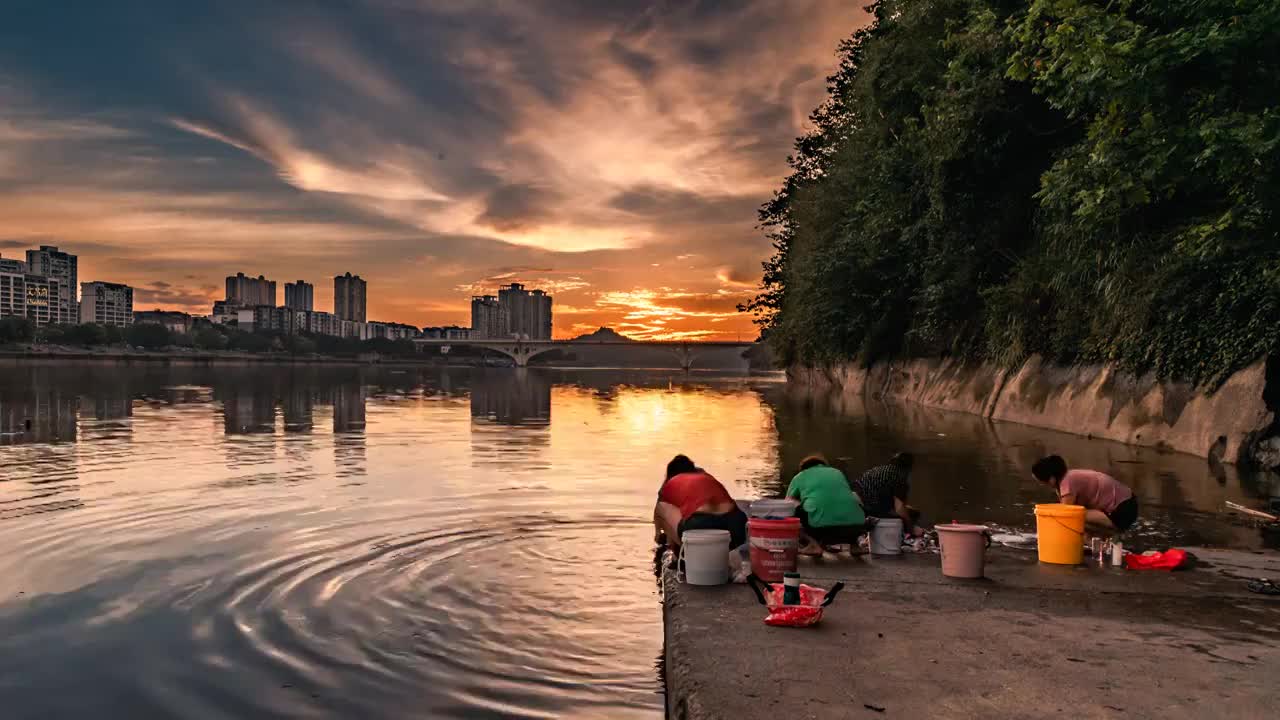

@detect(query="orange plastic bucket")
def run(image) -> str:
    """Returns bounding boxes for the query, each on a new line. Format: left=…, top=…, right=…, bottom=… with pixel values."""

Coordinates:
left=748, top=517, right=800, bottom=582
left=1034, top=503, right=1086, bottom=565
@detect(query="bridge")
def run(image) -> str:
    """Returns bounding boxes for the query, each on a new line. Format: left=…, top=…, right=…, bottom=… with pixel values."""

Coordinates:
left=411, top=338, right=757, bottom=369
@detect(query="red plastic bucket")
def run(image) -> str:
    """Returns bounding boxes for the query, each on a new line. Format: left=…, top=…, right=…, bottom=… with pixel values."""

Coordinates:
left=748, top=517, right=801, bottom=582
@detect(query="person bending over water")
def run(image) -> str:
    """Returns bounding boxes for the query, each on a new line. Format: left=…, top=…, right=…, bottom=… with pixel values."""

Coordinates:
left=654, top=455, right=748, bottom=549
left=852, top=452, right=923, bottom=536
left=1032, top=455, right=1139, bottom=532
left=786, top=454, right=867, bottom=555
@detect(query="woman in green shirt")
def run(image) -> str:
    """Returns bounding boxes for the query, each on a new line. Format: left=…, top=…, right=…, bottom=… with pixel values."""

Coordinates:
left=786, top=454, right=867, bottom=555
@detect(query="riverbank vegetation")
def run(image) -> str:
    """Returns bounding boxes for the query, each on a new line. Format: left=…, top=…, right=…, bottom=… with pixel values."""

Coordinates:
left=0, top=317, right=419, bottom=358
left=746, top=0, right=1280, bottom=386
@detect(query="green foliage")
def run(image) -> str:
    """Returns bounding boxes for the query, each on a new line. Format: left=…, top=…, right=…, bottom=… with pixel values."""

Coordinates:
left=226, top=330, right=273, bottom=353
left=751, top=0, right=1280, bottom=386
left=311, top=332, right=363, bottom=356
left=286, top=334, right=317, bottom=355
left=0, top=316, right=35, bottom=344
left=193, top=326, right=229, bottom=350
left=125, top=323, right=173, bottom=349
left=64, top=323, right=107, bottom=346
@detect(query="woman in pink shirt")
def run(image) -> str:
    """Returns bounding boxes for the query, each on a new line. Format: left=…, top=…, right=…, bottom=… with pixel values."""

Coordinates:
left=1032, top=455, right=1139, bottom=531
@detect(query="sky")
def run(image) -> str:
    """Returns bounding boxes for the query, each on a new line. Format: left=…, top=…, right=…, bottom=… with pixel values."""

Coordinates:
left=0, top=0, right=869, bottom=340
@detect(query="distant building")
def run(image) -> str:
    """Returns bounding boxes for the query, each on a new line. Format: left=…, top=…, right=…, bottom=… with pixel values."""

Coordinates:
left=284, top=280, right=314, bottom=311
left=305, top=310, right=341, bottom=336
left=364, top=321, right=418, bottom=341
left=26, top=246, right=78, bottom=324
left=237, top=305, right=287, bottom=333
left=422, top=325, right=471, bottom=340
left=225, top=272, right=276, bottom=307
left=0, top=256, right=26, bottom=320
left=470, top=295, right=505, bottom=339
left=334, top=273, right=367, bottom=323
left=498, top=283, right=553, bottom=340
left=134, top=310, right=192, bottom=334
left=21, top=274, right=65, bottom=327
left=80, top=281, right=134, bottom=326
left=211, top=300, right=239, bottom=324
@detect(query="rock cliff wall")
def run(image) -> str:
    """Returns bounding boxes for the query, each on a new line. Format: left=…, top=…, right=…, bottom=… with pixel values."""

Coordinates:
left=790, top=355, right=1278, bottom=467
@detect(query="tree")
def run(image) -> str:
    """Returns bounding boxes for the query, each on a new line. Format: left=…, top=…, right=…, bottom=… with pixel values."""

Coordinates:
left=193, top=326, right=229, bottom=350
left=286, top=335, right=317, bottom=355
left=37, top=323, right=70, bottom=345
left=125, top=323, right=172, bottom=349
left=64, top=323, right=107, bottom=346
left=228, top=331, right=272, bottom=353
left=0, top=316, right=34, bottom=344
left=746, top=0, right=1280, bottom=386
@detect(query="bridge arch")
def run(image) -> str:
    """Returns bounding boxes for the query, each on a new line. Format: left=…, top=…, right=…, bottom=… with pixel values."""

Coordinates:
left=482, top=342, right=556, bottom=367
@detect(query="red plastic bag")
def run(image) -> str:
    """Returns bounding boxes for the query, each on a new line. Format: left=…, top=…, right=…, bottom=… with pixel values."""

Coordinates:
left=746, top=574, right=844, bottom=627
left=1124, top=549, right=1191, bottom=571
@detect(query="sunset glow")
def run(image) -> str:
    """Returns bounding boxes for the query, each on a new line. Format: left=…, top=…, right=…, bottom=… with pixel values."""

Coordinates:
left=0, top=1, right=871, bottom=340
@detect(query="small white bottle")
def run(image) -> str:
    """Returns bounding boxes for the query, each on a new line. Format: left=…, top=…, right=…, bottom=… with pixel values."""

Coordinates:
left=1111, top=541, right=1124, bottom=567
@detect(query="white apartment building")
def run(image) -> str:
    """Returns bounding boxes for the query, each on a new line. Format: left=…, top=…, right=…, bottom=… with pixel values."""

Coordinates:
left=21, top=274, right=65, bottom=326
left=0, top=256, right=26, bottom=319
left=25, top=245, right=78, bottom=324
left=80, top=281, right=134, bottom=326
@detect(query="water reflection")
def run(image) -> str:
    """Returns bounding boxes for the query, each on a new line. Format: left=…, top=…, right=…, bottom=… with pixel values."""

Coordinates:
left=0, top=363, right=1276, bottom=720
left=333, top=382, right=367, bottom=433
left=471, top=369, right=551, bottom=426
left=771, top=383, right=1277, bottom=548
left=282, top=381, right=315, bottom=433
left=0, top=372, right=78, bottom=445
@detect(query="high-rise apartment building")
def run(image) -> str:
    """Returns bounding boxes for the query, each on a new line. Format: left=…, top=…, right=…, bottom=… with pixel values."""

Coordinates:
left=225, top=272, right=276, bottom=307
left=470, top=295, right=506, bottom=339
left=21, top=274, right=64, bottom=326
left=497, top=283, right=553, bottom=340
left=0, top=256, right=26, bottom=320
left=80, top=281, right=134, bottom=326
left=25, top=245, right=77, bottom=324
left=284, top=280, right=314, bottom=311
left=334, top=273, right=367, bottom=323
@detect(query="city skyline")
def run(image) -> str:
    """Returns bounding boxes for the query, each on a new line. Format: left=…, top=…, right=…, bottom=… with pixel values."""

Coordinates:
left=0, top=1, right=870, bottom=340
left=4, top=239, right=557, bottom=339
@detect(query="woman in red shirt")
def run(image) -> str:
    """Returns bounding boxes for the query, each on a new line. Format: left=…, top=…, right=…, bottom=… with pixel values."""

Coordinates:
left=653, top=455, right=748, bottom=549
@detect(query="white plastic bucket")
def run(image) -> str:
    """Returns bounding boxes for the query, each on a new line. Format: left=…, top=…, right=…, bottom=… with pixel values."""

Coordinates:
left=870, top=518, right=903, bottom=555
left=680, top=529, right=731, bottom=585
left=749, top=499, right=798, bottom=518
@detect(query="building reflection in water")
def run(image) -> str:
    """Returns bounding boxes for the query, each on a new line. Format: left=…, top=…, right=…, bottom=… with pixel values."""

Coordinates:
left=468, top=370, right=552, bottom=470
left=333, top=382, right=367, bottom=433
left=283, top=382, right=316, bottom=433
left=470, top=370, right=551, bottom=426
left=0, top=367, right=84, bottom=519
left=220, top=388, right=277, bottom=436
left=333, top=381, right=367, bottom=480
left=0, top=370, right=79, bottom=445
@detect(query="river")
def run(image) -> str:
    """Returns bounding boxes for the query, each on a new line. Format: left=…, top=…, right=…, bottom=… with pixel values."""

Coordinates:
left=1, top=364, right=1275, bottom=719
